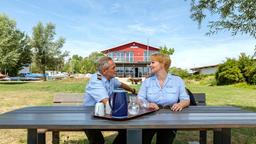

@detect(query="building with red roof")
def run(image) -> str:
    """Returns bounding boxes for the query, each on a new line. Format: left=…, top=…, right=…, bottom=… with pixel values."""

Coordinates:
left=101, top=41, right=160, bottom=77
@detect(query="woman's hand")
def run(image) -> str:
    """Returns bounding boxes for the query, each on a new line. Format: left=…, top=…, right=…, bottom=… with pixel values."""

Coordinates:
left=148, top=103, right=159, bottom=110
left=171, top=103, right=183, bottom=111
left=171, top=100, right=190, bottom=111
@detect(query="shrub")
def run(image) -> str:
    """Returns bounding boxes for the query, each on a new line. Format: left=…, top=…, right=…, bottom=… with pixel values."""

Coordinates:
left=244, top=63, right=256, bottom=85
left=238, top=53, right=254, bottom=83
left=215, top=58, right=244, bottom=85
left=169, top=67, right=190, bottom=78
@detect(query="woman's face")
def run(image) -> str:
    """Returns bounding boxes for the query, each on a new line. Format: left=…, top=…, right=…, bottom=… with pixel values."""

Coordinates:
left=150, top=60, right=164, bottom=74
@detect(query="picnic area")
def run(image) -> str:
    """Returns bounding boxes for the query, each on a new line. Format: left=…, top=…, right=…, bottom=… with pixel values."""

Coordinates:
left=0, top=77, right=255, bottom=144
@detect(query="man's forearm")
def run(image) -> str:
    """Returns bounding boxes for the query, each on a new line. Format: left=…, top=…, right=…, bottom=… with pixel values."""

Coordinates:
left=120, top=82, right=136, bottom=94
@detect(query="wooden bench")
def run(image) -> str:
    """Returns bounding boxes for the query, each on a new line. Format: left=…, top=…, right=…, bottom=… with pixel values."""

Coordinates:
left=38, top=93, right=84, bottom=144
left=39, top=93, right=206, bottom=144
left=53, top=93, right=84, bottom=104
left=191, top=93, right=207, bottom=144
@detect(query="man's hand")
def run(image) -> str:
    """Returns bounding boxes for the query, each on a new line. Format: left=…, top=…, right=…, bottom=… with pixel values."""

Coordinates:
left=131, top=88, right=137, bottom=95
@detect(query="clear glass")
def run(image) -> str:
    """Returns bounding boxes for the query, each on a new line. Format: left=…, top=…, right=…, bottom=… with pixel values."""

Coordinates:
left=139, top=98, right=149, bottom=109
left=128, top=94, right=140, bottom=115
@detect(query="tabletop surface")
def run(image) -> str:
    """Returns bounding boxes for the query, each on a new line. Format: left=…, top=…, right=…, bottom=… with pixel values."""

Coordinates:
left=0, top=106, right=256, bottom=129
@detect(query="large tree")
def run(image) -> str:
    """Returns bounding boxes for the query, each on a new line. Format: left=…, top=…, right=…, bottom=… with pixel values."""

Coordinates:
left=64, top=52, right=104, bottom=74
left=159, top=45, right=175, bottom=55
left=189, top=0, right=256, bottom=39
left=31, top=22, right=68, bottom=81
left=0, top=14, right=32, bottom=76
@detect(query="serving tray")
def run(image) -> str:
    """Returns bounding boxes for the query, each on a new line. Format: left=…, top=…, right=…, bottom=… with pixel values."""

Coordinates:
left=93, top=108, right=157, bottom=121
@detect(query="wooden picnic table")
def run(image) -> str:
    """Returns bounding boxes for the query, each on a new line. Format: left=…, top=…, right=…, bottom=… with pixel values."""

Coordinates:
left=0, top=106, right=256, bottom=144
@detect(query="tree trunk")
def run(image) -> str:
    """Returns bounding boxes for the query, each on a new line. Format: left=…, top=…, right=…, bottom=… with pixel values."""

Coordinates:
left=43, top=66, right=47, bottom=81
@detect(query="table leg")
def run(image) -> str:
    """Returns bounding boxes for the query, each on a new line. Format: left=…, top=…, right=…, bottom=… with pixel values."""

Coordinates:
left=27, top=129, right=37, bottom=144
left=52, top=131, right=60, bottom=144
left=127, top=129, right=142, bottom=144
left=213, top=128, right=231, bottom=144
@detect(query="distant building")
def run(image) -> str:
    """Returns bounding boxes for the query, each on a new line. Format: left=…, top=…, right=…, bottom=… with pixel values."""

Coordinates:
left=101, top=41, right=160, bottom=77
left=190, top=64, right=219, bottom=75
left=18, top=64, right=30, bottom=75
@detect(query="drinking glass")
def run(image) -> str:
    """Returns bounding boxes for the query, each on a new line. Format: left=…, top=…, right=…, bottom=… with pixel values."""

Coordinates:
left=139, top=98, right=149, bottom=109
left=128, top=94, right=140, bottom=115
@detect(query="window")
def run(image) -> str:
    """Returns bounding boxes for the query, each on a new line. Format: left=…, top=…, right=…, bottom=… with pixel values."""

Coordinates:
left=126, top=52, right=129, bottom=62
left=144, top=50, right=158, bottom=61
left=129, top=52, right=134, bottom=62
left=124, top=51, right=134, bottom=62
left=108, top=52, right=114, bottom=59
left=120, top=52, right=125, bottom=62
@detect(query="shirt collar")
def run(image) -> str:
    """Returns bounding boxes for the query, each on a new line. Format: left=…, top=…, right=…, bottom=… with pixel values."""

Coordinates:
left=151, top=74, right=173, bottom=80
left=97, top=72, right=108, bottom=82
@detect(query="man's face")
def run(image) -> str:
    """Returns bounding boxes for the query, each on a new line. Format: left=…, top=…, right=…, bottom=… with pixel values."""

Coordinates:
left=103, top=60, right=116, bottom=80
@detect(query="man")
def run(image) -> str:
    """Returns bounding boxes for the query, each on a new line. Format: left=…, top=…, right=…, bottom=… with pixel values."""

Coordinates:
left=83, top=56, right=136, bottom=144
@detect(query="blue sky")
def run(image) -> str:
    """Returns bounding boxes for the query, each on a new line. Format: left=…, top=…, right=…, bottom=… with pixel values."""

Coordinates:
left=1, top=0, right=255, bottom=69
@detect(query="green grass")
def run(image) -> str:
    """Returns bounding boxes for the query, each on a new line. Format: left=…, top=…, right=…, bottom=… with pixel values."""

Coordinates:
left=0, top=78, right=88, bottom=93
left=0, top=78, right=255, bottom=144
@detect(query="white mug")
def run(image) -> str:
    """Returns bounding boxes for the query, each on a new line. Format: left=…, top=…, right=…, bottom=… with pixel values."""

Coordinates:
left=95, top=102, right=105, bottom=116
left=105, top=101, right=112, bottom=115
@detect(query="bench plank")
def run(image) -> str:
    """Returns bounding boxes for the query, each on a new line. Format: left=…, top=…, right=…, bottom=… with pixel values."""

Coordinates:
left=53, top=93, right=83, bottom=104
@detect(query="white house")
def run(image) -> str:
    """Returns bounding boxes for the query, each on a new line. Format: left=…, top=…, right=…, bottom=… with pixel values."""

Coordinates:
left=18, top=64, right=30, bottom=74
left=190, top=64, right=219, bottom=75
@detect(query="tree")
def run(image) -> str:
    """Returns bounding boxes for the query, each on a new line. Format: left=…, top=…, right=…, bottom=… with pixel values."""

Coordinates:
left=215, top=58, right=244, bottom=85
left=169, top=67, right=190, bottom=78
left=31, top=22, right=68, bottom=81
left=0, top=14, right=32, bottom=76
left=189, top=0, right=256, bottom=39
left=64, top=52, right=104, bottom=74
left=159, top=45, right=175, bottom=55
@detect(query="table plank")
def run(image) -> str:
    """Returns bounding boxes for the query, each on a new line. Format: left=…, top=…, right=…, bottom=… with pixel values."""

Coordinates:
left=0, top=106, right=256, bottom=129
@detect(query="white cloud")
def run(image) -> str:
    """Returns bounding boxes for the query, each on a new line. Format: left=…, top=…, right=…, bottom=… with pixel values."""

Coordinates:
left=128, top=23, right=156, bottom=35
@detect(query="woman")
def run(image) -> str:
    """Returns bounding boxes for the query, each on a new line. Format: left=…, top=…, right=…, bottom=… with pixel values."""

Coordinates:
left=138, top=53, right=190, bottom=144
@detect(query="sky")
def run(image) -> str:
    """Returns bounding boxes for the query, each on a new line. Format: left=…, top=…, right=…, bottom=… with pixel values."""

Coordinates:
left=0, top=0, right=255, bottom=70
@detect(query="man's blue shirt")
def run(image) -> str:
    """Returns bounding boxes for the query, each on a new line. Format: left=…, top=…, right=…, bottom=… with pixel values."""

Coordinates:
left=138, top=74, right=189, bottom=106
left=83, top=72, right=121, bottom=106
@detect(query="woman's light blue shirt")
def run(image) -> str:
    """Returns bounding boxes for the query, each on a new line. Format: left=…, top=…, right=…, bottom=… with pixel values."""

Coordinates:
left=138, top=74, right=189, bottom=106
left=83, top=72, right=121, bottom=106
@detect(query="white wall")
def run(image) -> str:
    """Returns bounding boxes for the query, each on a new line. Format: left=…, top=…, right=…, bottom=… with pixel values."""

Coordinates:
left=199, top=67, right=218, bottom=75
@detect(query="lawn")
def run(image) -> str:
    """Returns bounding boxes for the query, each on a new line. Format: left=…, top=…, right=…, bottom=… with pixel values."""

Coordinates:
left=0, top=78, right=255, bottom=144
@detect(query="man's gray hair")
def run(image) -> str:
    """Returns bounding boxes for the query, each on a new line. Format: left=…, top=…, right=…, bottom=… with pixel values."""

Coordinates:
left=97, top=56, right=113, bottom=73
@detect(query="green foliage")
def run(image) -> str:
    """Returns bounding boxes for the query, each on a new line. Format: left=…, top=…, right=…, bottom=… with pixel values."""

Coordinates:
left=238, top=53, right=254, bottom=83
left=243, top=63, right=256, bottom=85
left=189, top=0, right=256, bottom=39
left=0, top=14, right=32, bottom=76
left=169, top=67, right=190, bottom=78
left=215, top=53, right=256, bottom=85
left=63, top=52, right=104, bottom=74
left=215, top=58, right=244, bottom=85
left=31, top=22, right=68, bottom=80
left=159, top=45, right=174, bottom=55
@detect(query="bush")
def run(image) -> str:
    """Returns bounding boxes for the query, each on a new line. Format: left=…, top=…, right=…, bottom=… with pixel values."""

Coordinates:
left=244, top=63, right=256, bottom=85
left=215, top=58, right=244, bottom=85
left=169, top=67, right=190, bottom=78
left=238, top=53, right=254, bottom=83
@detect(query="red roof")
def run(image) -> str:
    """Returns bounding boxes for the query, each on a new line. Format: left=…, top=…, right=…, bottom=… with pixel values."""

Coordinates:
left=101, top=41, right=159, bottom=53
